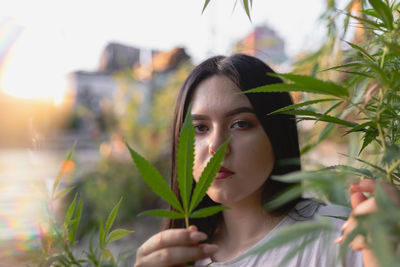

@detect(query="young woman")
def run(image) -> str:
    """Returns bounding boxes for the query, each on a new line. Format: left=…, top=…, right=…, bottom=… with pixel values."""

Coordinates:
left=134, top=54, right=364, bottom=266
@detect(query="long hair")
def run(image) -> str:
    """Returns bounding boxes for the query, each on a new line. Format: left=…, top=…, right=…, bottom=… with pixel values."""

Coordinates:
left=163, top=54, right=301, bottom=240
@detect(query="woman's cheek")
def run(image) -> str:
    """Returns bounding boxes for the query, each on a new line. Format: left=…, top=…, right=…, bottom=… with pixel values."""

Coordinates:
left=193, top=138, right=205, bottom=182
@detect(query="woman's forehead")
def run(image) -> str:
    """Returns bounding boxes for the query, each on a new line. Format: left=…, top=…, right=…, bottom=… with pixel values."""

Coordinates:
left=191, top=75, right=252, bottom=112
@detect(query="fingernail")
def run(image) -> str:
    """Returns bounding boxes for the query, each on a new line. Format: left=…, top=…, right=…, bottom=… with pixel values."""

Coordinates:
left=188, top=225, right=198, bottom=231
left=190, top=231, right=207, bottom=242
left=341, top=221, right=348, bottom=231
left=334, top=236, right=343, bottom=244
left=203, top=244, right=218, bottom=254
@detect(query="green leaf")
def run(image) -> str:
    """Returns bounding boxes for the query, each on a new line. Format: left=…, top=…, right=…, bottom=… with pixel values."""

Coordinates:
left=365, top=60, right=390, bottom=85
left=341, top=11, right=383, bottom=29
left=100, top=248, right=114, bottom=263
left=189, top=205, right=228, bottom=218
left=342, top=155, right=387, bottom=174
left=361, top=8, right=381, bottom=20
left=375, top=183, right=395, bottom=212
left=280, top=74, right=349, bottom=97
left=106, top=229, right=135, bottom=244
left=265, top=184, right=302, bottom=211
left=246, top=74, right=348, bottom=98
left=345, top=121, right=375, bottom=134
left=138, top=209, right=185, bottom=219
left=65, top=193, right=77, bottom=223
left=201, top=0, right=211, bottom=14
left=384, top=42, right=400, bottom=56
left=272, top=170, right=332, bottom=183
left=54, top=186, right=74, bottom=201
left=360, top=129, right=379, bottom=154
left=104, top=197, right=122, bottom=240
left=126, top=142, right=183, bottom=213
left=322, top=165, right=374, bottom=178
left=368, top=0, right=393, bottom=30
left=279, top=235, right=319, bottom=266
left=177, top=111, right=195, bottom=213
left=245, top=218, right=332, bottom=257
left=189, top=138, right=230, bottom=213
left=51, top=142, right=76, bottom=199
left=282, top=109, right=357, bottom=127
left=88, top=230, right=95, bottom=255
left=320, top=61, right=364, bottom=72
left=69, top=197, right=82, bottom=245
left=334, top=70, right=374, bottom=78
left=323, top=101, right=343, bottom=116
left=300, top=123, right=334, bottom=155
left=344, top=41, right=375, bottom=62
left=268, top=98, right=337, bottom=115
left=99, top=219, right=104, bottom=249
left=243, top=0, right=252, bottom=21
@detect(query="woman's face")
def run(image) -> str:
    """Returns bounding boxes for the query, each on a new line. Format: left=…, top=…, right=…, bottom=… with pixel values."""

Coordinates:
left=191, top=75, right=275, bottom=206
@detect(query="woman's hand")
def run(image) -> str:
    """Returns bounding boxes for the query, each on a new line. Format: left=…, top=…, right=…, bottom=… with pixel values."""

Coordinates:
left=336, top=179, right=400, bottom=267
left=134, top=225, right=218, bottom=267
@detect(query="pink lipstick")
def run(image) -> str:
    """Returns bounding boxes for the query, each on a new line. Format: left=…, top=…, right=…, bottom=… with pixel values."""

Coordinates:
left=215, top=166, right=234, bottom=180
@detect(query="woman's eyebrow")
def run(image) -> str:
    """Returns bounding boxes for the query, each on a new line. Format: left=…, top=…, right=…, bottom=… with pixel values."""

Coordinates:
left=192, top=114, right=208, bottom=120
left=225, top=107, right=255, bottom=117
left=191, top=106, right=255, bottom=121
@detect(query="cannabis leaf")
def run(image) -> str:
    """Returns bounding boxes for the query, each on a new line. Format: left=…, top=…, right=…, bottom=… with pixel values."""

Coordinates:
left=127, top=111, right=229, bottom=228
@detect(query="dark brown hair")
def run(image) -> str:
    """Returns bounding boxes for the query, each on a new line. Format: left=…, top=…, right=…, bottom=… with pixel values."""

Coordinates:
left=163, top=54, right=302, bottom=240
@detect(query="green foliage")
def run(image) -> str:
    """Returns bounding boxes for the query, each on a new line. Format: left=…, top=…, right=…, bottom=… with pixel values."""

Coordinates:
left=243, top=217, right=334, bottom=266
left=33, top=148, right=134, bottom=267
left=202, top=0, right=253, bottom=21
left=51, top=142, right=76, bottom=201
left=274, top=0, right=400, bottom=264
left=127, top=111, right=229, bottom=228
left=218, top=0, right=400, bottom=264
left=202, top=0, right=211, bottom=14
left=68, top=158, right=158, bottom=239
left=177, top=110, right=195, bottom=213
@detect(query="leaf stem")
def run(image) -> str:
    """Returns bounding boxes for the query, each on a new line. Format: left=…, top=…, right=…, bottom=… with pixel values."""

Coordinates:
left=386, top=158, right=400, bottom=184
left=185, top=216, right=189, bottom=229
left=380, top=46, right=387, bottom=69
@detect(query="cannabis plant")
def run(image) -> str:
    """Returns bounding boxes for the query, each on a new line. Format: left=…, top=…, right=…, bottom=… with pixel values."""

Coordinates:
left=32, top=146, right=134, bottom=267
left=203, top=0, right=400, bottom=265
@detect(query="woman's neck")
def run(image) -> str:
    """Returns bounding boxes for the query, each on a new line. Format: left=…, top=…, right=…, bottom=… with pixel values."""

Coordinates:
left=212, top=191, right=286, bottom=261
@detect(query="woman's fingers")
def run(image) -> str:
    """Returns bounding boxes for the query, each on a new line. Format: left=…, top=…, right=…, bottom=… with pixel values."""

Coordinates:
left=353, top=197, right=378, bottom=215
left=351, top=179, right=400, bottom=206
left=350, top=191, right=368, bottom=209
left=349, top=235, right=366, bottom=251
left=350, top=179, right=376, bottom=194
left=137, top=227, right=207, bottom=258
left=138, top=244, right=218, bottom=267
left=335, top=216, right=369, bottom=251
left=336, top=197, right=378, bottom=250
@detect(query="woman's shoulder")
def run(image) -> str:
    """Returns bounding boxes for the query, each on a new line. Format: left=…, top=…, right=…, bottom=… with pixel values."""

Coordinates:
left=289, top=198, right=351, bottom=224
left=196, top=200, right=362, bottom=267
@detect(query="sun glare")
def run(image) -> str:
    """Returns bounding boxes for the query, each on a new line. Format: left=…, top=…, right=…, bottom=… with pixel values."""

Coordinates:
left=0, top=19, right=69, bottom=105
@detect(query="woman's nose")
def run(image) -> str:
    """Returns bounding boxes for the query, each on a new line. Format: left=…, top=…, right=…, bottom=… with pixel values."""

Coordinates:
left=208, top=131, right=231, bottom=156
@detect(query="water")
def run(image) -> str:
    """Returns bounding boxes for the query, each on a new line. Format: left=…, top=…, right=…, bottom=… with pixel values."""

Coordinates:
left=0, top=148, right=99, bottom=259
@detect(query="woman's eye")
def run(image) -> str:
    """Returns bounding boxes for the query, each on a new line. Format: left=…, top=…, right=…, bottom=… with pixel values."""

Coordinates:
left=194, top=124, right=208, bottom=134
left=232, top=120, right=253, bottom=130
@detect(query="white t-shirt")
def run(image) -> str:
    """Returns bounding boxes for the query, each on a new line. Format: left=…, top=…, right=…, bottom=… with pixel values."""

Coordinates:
left=195, top=200, right=363, bottom=267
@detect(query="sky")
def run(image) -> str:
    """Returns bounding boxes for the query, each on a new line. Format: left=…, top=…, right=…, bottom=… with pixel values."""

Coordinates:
left=0, top=0, right=326, bottom=100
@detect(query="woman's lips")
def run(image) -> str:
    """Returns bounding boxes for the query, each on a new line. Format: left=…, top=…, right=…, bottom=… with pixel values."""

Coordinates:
left=215, top=166, right=234, bottom=180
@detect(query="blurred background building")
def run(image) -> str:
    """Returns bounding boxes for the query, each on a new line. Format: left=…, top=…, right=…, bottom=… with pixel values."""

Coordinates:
left=234, top=25, right=288, bottom=65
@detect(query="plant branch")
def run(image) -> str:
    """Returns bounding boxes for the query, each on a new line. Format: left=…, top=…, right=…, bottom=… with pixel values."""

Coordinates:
left=387, top=158, right=400, bottom=184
